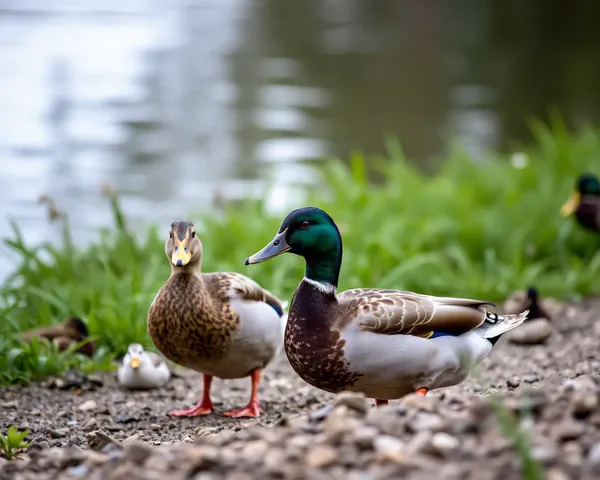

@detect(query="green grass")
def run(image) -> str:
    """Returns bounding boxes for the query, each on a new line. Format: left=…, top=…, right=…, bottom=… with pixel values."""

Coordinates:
left=0, top=426, right=30, bottom=460
left=0, top=119, right=599, bottom=384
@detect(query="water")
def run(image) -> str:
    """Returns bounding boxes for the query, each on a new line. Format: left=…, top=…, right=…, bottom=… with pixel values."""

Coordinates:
left=1, top=0, right=600, bottom=279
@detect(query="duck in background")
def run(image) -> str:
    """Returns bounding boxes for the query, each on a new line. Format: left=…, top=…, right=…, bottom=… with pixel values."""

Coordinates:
left=245, top=207, right=528, bottom=405
left=18, top=316, right=95, bottom=357
left=503, top=286, right=552, bottom=321
left=561, top=173, right=600, bottom=233
left=147, top=220, right=287, bottom=418
left=117, top=343, right=171, bottom=389
left=503, top=286, right=556, bottom=345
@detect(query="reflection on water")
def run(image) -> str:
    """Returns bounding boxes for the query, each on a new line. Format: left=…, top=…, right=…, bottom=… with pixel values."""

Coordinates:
left=1, top=0, right=600, bottom=278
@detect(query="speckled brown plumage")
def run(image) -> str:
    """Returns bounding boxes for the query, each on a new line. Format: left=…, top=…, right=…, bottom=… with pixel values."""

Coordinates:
left=148, top=273, right=241, bottom=367
left=284, top=282, right=361, bottom=393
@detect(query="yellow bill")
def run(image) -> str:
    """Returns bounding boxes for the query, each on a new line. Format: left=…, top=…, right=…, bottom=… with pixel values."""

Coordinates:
left=130, top=357, right=140, bottom=369
left=560, top=191, right=581, bottom=216
left=171, top=239, right=192, bottom=266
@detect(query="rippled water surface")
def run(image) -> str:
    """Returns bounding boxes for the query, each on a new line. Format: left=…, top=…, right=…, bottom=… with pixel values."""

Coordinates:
left=1, top=0, right=600, bottom=278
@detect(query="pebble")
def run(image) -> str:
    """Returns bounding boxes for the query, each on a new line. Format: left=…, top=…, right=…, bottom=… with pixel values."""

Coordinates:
left=523, top=375, right=539, bottom=384
left=305, top=445, right=337, bottom=468
left=78, top=400, right=98, bottom=412
left=430, top=432, right=459, bottom=455
left=84, top=419, right=99, bottom=431
left=554, top=421, right=585, bottom=442
left=571, top=390, right=598, bottom=417
left=506, top=378, right=520, bottom=389
left=46, top=427, right=69, bottom=439
left=586, top=443, right=600, bottom=470
left=332, top=391, right=368, bottom=416
left=373, top=435, right=405, bottom=461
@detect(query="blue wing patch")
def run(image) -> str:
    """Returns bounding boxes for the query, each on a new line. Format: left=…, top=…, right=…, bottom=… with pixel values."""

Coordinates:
left=429, top=331, right=454, bottom=339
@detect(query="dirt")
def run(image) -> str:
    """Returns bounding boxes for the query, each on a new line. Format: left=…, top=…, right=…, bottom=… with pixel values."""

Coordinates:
left=1, top=298, right=600, bottom=479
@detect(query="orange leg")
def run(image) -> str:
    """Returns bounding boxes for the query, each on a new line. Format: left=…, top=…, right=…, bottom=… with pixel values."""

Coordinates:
left=375, top=399, right=388, bottom=406
left=223, top=369, right=261, bottom=418
left=415, top=387, right=428, bottom=396
left=169, top=374, right=214, bottom=416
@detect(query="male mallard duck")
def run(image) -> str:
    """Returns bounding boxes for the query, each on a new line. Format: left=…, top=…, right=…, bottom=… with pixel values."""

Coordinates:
left=561, top=173, right=600, bottom=232
left=117, top=343, right=171, bottom=389
left=18, top=316, right=95, bottom=357
left=503, top=286, right=551, bottom=321
left=245, top=207, right=528, bottom=404
left=147, top=220, right=287, bottom=418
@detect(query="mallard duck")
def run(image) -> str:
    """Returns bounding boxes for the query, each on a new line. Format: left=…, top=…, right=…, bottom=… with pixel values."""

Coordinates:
left=503, top=286, right=551, bottom=321
left=117, top=343, right=171, bottom=389
left=561, top=173, right=600, bottom=232
left=245, top=207, right=528, bottom=404
left=147, top=220, right=287, bottom=418
left=18, top=316, right=95, bottom=357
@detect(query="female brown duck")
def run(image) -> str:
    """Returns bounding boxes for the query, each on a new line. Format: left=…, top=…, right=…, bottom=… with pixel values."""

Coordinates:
left=147, top=221, right=287, bottom=418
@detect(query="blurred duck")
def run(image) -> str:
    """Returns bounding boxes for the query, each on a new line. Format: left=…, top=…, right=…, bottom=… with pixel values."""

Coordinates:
left=117, top=343, right=171, bottom=389
left=18, top=316, right=95, bottom=357
left=503, top=286, right=551, bottom=321
left=147, top=220, right=287, bottom=418
left=561, top=173, right=600, bottom=233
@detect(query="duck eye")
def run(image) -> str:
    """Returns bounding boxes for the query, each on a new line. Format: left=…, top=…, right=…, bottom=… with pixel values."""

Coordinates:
left=300, top=220, right=310, bottom=229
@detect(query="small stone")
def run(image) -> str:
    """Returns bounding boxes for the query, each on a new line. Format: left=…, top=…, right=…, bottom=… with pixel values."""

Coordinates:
left=124, top=442, right=154, bottom=465
left=546, top=468, right=571, bottom=480
left=563, top=375, right=597, bottom=393
left=506, top=378, right=520, bottom=389
left=86, top=431, right=120, bottom=452
left=554, top=421, right=585, bottom=442
left=150, top=424, right=161, bottom=431
left=263, top=449, right=285, bottom=474
left=563, top=441, right=583, bottom=468
left=115, top=415, right=137, bottom=424
left=531, top=443, right=558, bottom=464
left=323, top=406, right=361, bottom=441
left=46, top=427, right=69, bottom=439
left=0, top=401, right=17, bottom=408
left=523, top=375, right=539, bottom=384
left=305, top=444, right=338, bottom=468
left=332, top=391, right=368, bottom=416
left=78, top=400, right=97, bottom=412
left=29, top=439, right=50, bottom=450
left=67, top=465, right=88, bottom=477
left=105, top=425, right=124, bottom=432
left=405, top=431, right=433, bottom=455
left=507, top=318, right=553, bottom=345
left=406, top=413, right=445, bottom=433
left=430, top=432, right=459, bottom=455
left=352, top=426, right=379, bottom=449
left=373, top=435, right=406, bottom=462
left=83, top=419, right=98, bottom=431
left=123, top=434, right=140, bottom=445
left=241, top=440, right=269, bottom=463
left=401, top=393, right=438, bottom=412
left=586, top=443, right=600, bottom=470
left=571, top=391, right=598, bottom=418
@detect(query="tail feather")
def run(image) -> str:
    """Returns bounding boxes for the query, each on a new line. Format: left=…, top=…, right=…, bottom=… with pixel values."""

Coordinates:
left=482, top=309, right=529, bottom=341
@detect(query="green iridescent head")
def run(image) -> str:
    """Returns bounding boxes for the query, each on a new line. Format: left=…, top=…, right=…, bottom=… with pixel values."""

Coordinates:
left=561, top=173, right=600, bottom=216
left=245, top=207, right=343, bottom=286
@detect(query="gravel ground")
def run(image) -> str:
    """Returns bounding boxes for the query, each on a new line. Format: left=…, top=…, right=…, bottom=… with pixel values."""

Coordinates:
left=1, top=298, right=600, bottom=479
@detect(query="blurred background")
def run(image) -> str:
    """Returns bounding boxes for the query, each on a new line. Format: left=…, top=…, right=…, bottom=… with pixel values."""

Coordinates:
left=1, top=0, right=600, bottom=279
